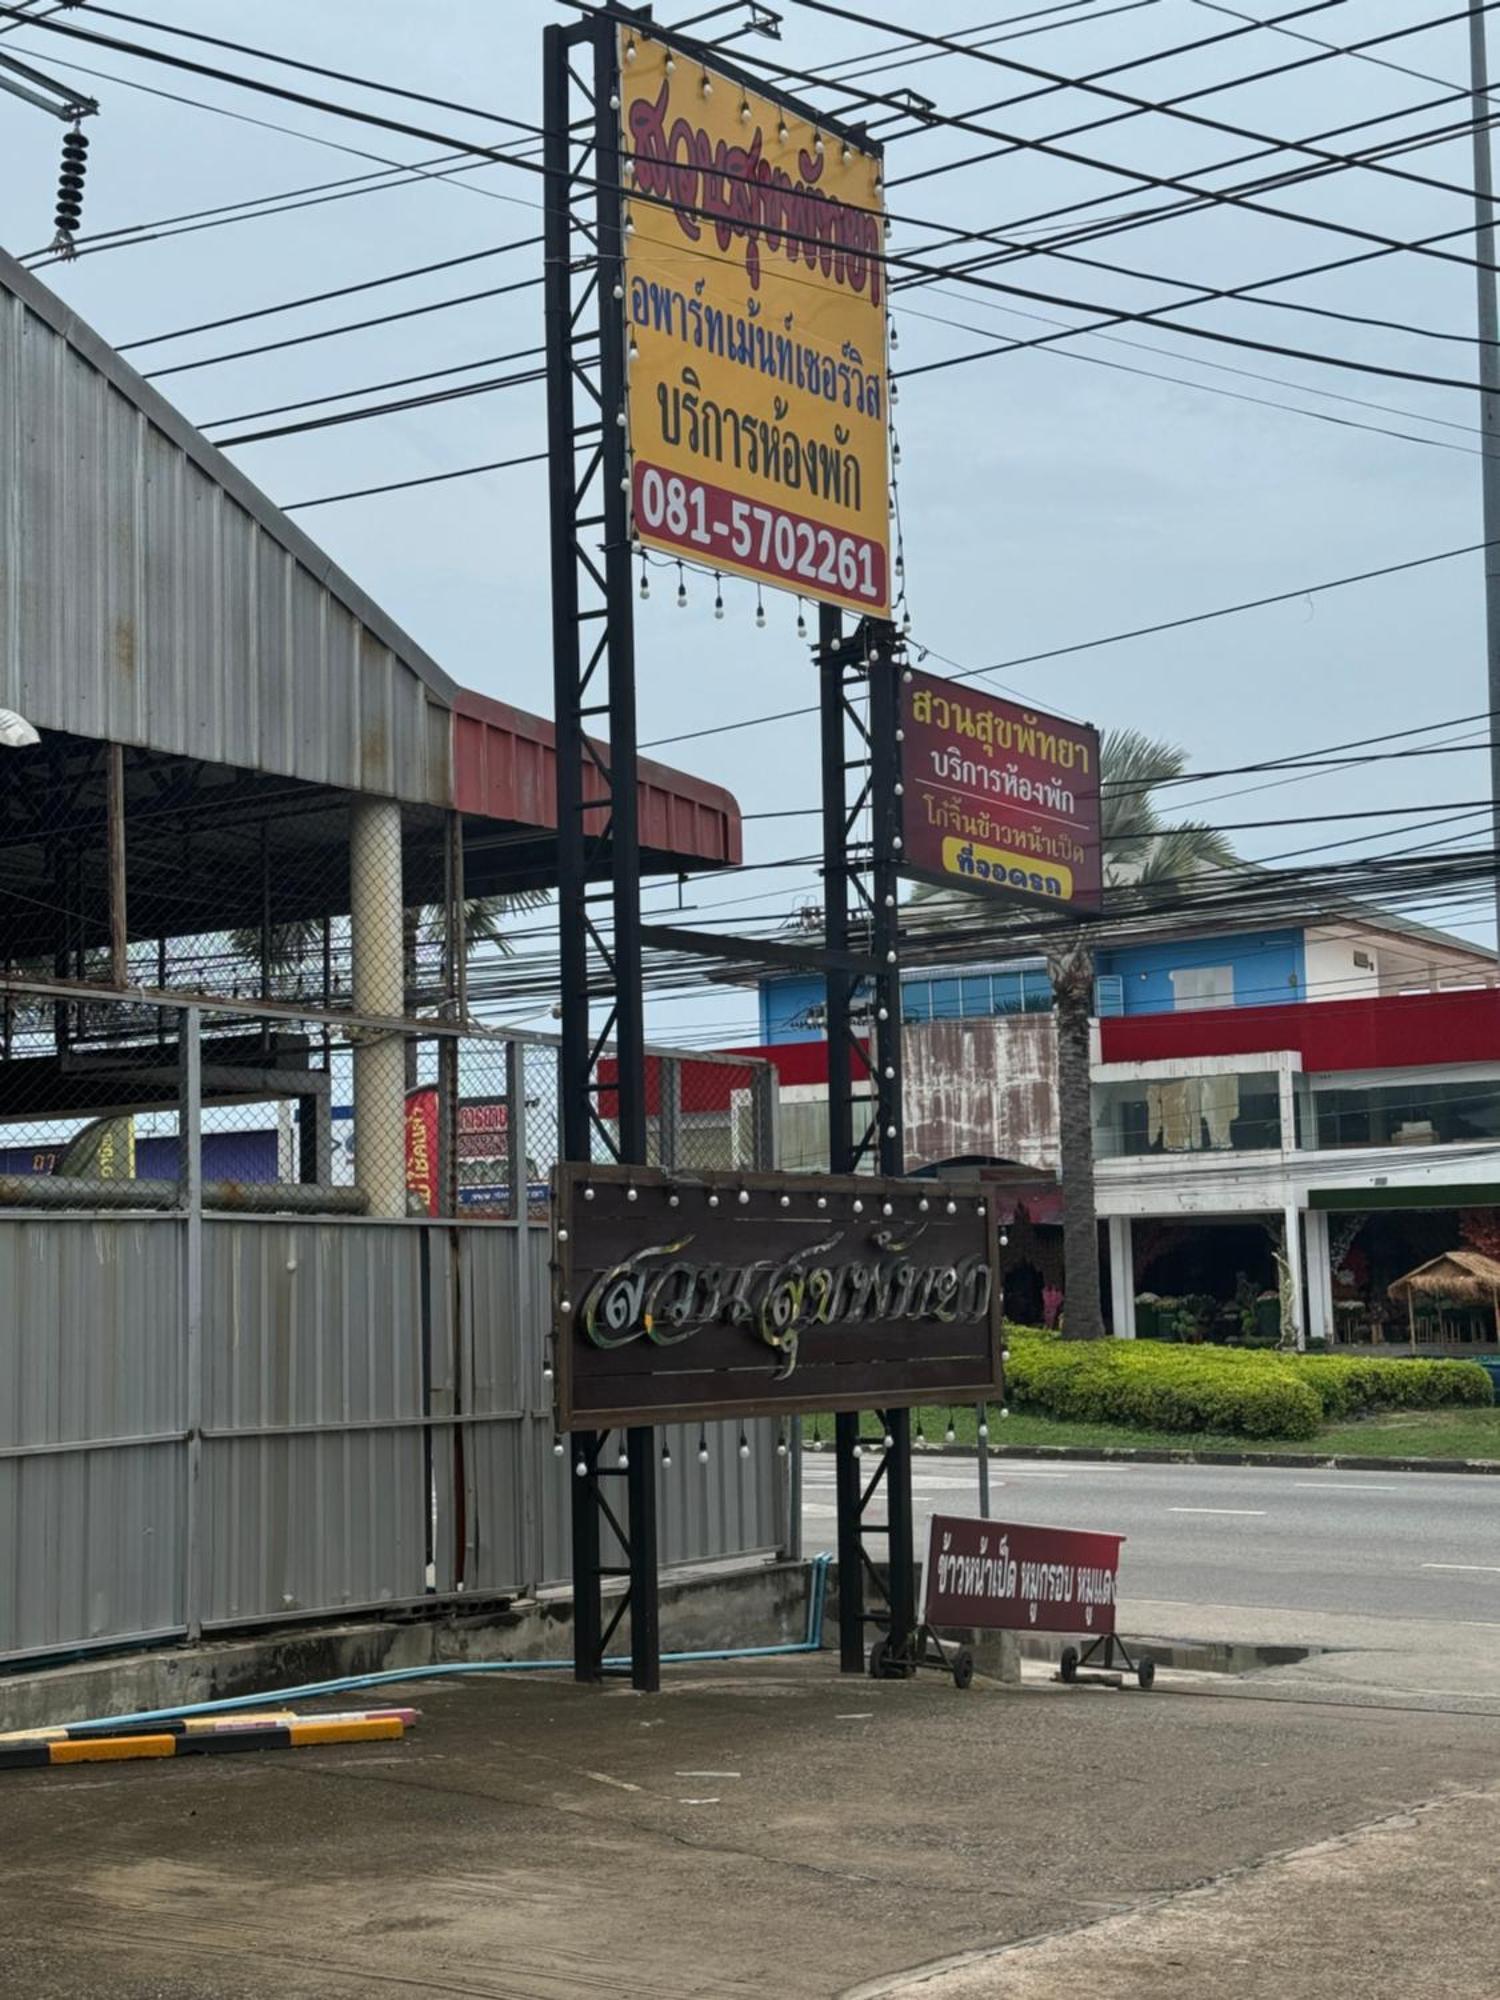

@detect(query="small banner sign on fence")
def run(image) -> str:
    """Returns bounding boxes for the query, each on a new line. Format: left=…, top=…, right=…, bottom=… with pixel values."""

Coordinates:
left=924, top=1514, right=1124, bottom=1636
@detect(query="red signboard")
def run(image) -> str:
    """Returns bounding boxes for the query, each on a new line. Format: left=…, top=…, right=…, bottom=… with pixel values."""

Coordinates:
left=924, top=1514, right=1123, bottom=1636
left=899, top=669, right=1103, bottom=912
left=405, top=1094, right=512, bottom=1212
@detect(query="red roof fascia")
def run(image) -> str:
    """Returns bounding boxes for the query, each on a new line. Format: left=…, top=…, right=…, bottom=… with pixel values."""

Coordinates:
left=1099, top=987, right=1500, bottom=1073
left=596, top=1039, right=844, bottom=1115
left=451, top=689, right=742, bottom=868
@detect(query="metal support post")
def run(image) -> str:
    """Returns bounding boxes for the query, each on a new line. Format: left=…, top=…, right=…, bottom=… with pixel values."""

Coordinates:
left=179, top=1007, right=204, bottom=1644
left=868, top=626, right=916, bottom=1664
left=659, top=1057, right=682, bottom=1173
left=1468, top=0, right=1500, bottom=950
left=821, top=605, right=863, bottom=1668
left=545, top=13, right=658, bottom=1692
left=821, top=609, right=916, bottom=1671
left=106, top=741, right=127, bottom=988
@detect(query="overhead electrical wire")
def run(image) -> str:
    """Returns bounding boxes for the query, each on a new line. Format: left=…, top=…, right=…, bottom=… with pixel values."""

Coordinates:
left=139, top=272, right=544, bottom=382
left=195, top=346, right=545, bottom=433
left=894, top=294, right=1497, bottom=462
left=14, top=1, right=1500, bottom=424
left=782, top=0, right=1499, bottom=221
left=281, top=450, right=549, bottom=513
left=640, top=538, right=1500, bottom=751
left=209, top=362, right=548, bottom=449
left=13, top=0, right=1500, bottom=302
left=117, top=235, right=545, bottom=351
left=25, top=139, right=505, bottom=267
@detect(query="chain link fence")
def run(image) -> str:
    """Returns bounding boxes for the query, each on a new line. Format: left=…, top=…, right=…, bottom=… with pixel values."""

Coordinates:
left=0, top=981, right=774, bottom=1220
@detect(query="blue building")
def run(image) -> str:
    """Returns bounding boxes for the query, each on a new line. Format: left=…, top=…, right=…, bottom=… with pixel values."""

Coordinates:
left=756, top=917, right=1487, bottom=1047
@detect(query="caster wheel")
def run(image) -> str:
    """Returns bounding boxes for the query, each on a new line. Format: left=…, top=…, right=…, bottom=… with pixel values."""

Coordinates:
left=951, top=1648, right=974, bottom=1691
left=867, top=1637, right=889, bottom=1680
left=1137, top=1658, right=1156, bottom=1691
left=1059, top=1646, right=1079, bottom=1684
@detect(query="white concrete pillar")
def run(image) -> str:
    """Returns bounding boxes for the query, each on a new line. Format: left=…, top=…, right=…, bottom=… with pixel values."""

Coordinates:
left=350, top=797, right=407, bottom=1218
left=1283, top=1200, right=1307, bottom=1351
left=1108, top=1216, right=1136, bottom=1338
left=1304, top=1206, right=1334, bottom=1345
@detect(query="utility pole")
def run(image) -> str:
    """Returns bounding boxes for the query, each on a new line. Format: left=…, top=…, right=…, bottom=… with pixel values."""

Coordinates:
left=1468, top=0, right=1500, bottom=948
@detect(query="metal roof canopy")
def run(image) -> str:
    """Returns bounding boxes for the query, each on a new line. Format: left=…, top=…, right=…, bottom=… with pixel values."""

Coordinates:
left=0, top=246, right=740, bottom=920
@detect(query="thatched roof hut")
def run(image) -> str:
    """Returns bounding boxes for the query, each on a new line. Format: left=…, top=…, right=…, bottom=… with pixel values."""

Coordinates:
left=1388, top=1250, right=1500, bottom=1306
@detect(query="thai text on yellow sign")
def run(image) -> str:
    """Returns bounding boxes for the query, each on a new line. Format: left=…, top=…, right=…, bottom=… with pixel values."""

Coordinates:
left=618, top=28, right=891, bottom=617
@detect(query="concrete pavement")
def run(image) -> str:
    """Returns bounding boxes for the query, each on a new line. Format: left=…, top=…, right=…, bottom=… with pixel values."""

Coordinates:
left=2, top=1655, right=1498, bottom=1999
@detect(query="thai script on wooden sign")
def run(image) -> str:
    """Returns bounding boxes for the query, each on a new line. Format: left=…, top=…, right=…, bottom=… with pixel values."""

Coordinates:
left=552, top=1164, right=1003, bottom=1428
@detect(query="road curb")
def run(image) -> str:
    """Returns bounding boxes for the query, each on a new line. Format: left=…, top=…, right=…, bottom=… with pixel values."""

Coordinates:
left=1014, top=1632, right=1324, bottom=1675
left=907, top=1444, right=1500, bottom=1475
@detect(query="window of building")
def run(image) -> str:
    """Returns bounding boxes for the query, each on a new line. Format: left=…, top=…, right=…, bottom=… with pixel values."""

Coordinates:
left=1095, top=974, right=1125, bottom=1017
left=1168, top=964, right=1234, bottom=1012
left=1312, top=1077, right=1500, bottom=1149
left=902, top=970, right=1054, bottom=1022
left=1092, top=1071, right=1282, bottom=1157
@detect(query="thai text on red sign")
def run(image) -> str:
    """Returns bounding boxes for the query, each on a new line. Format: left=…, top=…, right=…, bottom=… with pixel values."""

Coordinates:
left=924, top=1514, right=1123, bottom=1635
left=899, top=669, right=1103, bottom=912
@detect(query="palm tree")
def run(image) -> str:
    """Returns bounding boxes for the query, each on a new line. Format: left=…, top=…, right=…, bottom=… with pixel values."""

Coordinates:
left=913, top=730, right=1238, bottom=1339
left=1047, top=731, right=1238, bottom=1337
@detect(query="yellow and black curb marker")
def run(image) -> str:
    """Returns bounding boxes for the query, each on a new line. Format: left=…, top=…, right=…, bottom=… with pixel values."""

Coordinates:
left=0, top=1716, right=404, bottom=1770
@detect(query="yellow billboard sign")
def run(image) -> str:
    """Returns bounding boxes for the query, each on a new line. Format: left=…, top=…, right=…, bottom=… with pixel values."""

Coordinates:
left=619, top=28, right=890, bottom=618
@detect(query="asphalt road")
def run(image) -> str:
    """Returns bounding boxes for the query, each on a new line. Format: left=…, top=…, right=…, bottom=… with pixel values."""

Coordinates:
left=801, top=1453, right=1500, bottom=1626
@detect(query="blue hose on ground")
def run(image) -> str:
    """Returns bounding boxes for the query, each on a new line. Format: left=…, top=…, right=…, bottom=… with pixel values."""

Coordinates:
left=58, top=1553, right=833, bottom=1733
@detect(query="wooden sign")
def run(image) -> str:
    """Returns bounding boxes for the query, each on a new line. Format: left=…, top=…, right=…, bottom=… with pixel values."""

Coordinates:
left=551, top=1163, right=1003, bottom=1429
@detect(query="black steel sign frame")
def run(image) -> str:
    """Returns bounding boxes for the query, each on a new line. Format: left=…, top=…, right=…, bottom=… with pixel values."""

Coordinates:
left=545, top=3, right=909, bottom=1692
left=552, top=1163, right=1003, bottom=1429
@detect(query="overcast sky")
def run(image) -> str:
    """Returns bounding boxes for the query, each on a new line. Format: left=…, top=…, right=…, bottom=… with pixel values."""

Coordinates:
left=1, top=0, right=1493, bottom=1044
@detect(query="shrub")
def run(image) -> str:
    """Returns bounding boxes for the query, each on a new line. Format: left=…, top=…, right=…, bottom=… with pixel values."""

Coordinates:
left=1001, top=1332, right=1493, bottom=1440
left=1004, top=1332, right=1322, bottom=1440
left=1291, top=1353, right=1493, bottom=1417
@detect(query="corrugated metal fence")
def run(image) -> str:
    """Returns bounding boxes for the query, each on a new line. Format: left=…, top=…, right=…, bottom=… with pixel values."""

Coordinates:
left=0, top=1026, right=787, bottom=1667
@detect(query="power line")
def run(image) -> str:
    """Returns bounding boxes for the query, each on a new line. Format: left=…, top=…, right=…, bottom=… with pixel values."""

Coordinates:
left=785, top=0, right=1498, bottom=221
left=196, top=346, right=544, bottom=432
left=141, top=272, right=544, bottom=381
left=26, top=137, right=505, bottom=268
left=281, top=449, right=549, bottom=513
left=640, top=539, right=1500, bottom=750
left=895, top=295, right=1498, bottom=462
left=16, top=1, right=1500, bottom=303
left=211, top=362, right=547, bottom=449
left=16, top=0, right=1500, bottom=420
left=117, top=235, right=544, bottom=350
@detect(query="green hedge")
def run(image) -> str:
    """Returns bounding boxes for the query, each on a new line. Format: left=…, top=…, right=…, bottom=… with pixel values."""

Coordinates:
left=1003, top=1330, right=1492, bottom=1441
left=1293, top=1352, right=1493, bottom=1418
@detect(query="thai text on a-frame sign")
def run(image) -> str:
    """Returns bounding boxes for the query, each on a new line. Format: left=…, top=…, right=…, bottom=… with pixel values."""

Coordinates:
left=618, top=28, right=891, bottom=617
left=899, top=669, right=1104, bottom=912
left=924, top=1515, right=1123, bottom=1636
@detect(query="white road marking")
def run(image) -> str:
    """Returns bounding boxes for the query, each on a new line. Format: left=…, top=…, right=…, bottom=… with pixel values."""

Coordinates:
left=1294, top=1482, right=1400, bottom=1493
left=584, top=1770, right=641, bottom=1792
left=1168, top=1507, right=1267, bottom=1516
left=1422, top=1562, right=1500, bottom=1574
left=676, top=1770, right=740, bottom=1778
left=678, top=1797, right=721, bottom=1805
left=836, top=1712, right=873, bottom=1720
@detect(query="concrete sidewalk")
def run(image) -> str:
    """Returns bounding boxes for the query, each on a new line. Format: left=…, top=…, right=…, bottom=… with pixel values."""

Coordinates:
left=1, top=1653, right=1496, bottom=1998
left=857, top=1784, right=1500, bottom=1999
